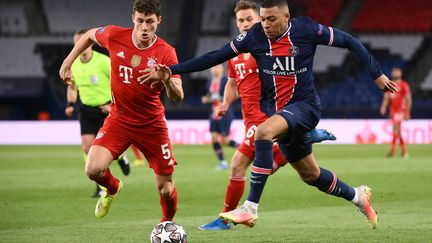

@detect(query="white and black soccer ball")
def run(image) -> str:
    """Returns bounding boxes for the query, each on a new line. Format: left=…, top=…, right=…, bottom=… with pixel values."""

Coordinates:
left=150, top=221, right=187, bottom=243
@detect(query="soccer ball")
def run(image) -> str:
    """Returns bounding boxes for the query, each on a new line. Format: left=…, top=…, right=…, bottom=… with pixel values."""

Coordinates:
left=150, top=221, right=187, bottom=243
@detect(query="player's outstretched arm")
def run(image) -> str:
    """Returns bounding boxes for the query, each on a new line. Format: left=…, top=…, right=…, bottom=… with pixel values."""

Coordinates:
left=59, top=28, right=98, bottom=84
left=218, top=78, right=238, bottom=117
left=141, top=44, right=237, bottom=82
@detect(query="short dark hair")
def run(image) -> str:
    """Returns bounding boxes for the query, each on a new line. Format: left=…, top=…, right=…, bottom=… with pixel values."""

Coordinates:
left=133, top=0, right=161, bottom=17
left=74, top=29, right=88, bottom=35
left=261, top=0, right=288, bottom=9
left=234, top=0, right=257, bottom=13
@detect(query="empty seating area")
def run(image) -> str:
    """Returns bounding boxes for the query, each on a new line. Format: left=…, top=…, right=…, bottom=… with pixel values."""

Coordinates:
left=201, top=0, right=236, bottom=33
left=0, top=1, right=28, bottom=36
left=0, top=37, right=70, bottom=77
left=421, top=70, right=432, bottom=91
left=359, top=35, right=423, bottom=60
left=313, top=46, right=349, bottom=72
left=41, top=0, right=132, bottom=34
left=301, top=0, right=343, bottom=25
left=352, top=0, right=432, bottom=32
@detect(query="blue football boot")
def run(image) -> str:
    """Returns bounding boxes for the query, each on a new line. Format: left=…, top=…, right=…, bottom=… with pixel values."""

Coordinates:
left=304, top=129, right=336, bottom=144
left=199, top=218, right=231, bottom=230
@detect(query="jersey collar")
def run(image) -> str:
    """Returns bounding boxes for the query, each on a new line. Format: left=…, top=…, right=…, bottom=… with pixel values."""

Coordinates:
left=131, top=32, right=158, bottom=50
left=274, top=22, right=291, bottom=42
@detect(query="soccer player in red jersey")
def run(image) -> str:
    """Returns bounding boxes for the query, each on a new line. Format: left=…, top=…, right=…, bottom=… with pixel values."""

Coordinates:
left=380, top=67, right=412, bottom=158
left=59, top=0, right=183, bottom=221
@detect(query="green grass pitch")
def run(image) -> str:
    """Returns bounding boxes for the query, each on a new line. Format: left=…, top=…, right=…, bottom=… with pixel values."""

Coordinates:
left=0, top=144, right=431, bottom=242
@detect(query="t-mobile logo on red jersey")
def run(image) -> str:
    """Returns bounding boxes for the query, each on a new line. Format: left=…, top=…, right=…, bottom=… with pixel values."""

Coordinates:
left=235, top=63, right=246, bottom=79
left=119, top=65, right=133, bottom=84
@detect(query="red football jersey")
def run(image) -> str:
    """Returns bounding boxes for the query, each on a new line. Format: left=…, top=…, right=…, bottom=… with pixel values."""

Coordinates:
left=228, top=53, right=267, bottom=126
left=388, top=80, right=410, bottom=114
left=95, top=25, right=181, bottom=125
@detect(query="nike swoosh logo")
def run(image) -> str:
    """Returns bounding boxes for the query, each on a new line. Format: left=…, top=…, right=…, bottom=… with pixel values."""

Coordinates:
left=265, top=52, right=271, bottom=56
left=282, top=110, right=294, bottom=115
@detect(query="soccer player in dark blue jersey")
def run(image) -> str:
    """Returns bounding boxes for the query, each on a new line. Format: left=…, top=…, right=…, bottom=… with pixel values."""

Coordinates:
left=142, top=0, right=397, bottom=229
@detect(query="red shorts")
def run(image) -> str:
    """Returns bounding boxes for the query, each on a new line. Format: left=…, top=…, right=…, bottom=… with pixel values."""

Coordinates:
left=391, top=110, right=406, bottom=124
left=237, top=122, right=287, bottom=165
left=93, top=116, right=176, bottom=175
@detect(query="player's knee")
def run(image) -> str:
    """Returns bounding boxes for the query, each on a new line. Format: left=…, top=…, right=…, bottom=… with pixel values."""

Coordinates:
left=230, top=159, right=247, bottom=177
left=85, top=160, right=101, bottom=179
left=159, top=187, right=173, bottom=198
left=255, top=125, right=273, bottom=140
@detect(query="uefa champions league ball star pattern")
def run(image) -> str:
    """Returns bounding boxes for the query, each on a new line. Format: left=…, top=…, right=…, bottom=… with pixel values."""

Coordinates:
left=150, top=221, right=187, bottom=243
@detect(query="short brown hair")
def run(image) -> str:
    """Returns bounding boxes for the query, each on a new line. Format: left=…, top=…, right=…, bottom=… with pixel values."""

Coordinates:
left=234, top=0, right=257, bottom=13
left=133, top=0, right=161, bottom=17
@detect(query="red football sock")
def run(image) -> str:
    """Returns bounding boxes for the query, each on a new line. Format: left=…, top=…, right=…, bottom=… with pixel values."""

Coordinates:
left=390, top=133, right=398, bottom=155
left=90, top=168, right=119, bottom=195
left=160, top=187, right=177, bottom=222
left=272, top=145, right=288, bottom=171
left=223, top=177, right=245, bottom=212
left=399, top=135, right=407, bottom=154
left=132, top=145, right=143, bottom=160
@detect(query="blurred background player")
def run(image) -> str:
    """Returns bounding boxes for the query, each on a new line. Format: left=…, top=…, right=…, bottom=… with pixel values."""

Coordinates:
left=60, top=0, right=183, bottom=221
left=199, top=0, right=336, bottom=231
left=201, top=64, right=239, bottom=170
left=380, top=67, right=412, bottom=158
left=65, top=29, right=130, bottom=198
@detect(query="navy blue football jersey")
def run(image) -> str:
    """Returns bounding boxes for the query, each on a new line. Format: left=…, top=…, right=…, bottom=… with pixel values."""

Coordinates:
left=171, top=17, right=383, bottom=116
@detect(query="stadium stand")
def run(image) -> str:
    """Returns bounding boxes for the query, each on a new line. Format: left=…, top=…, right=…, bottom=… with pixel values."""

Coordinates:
left=421, top=70, right=432, bottom=91
left=0, top=1, right=28, bottom=36
left=0, top=0, right=431, bottom=120
left=352, top=0, right=432, bottom=33
left=358, top=35, right=424, bottom=60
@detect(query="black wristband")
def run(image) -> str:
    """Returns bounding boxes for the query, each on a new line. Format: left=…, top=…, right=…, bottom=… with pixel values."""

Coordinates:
left=67, top=102, right=75, bottom=107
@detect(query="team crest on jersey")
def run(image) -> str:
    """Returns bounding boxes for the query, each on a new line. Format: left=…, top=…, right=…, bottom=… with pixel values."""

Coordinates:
left=96, top=131, right=105, bottom=140
left=236, top=32, right=247, bottom=41
left=98, top=26, right=106, bottom=34
left=317, top=24, right=324, bottom=35
left=131, top=55, right=142, bottom=67
left=147, top=56, right=157, bottom=68
left=289, top=45, right=299, bottom=57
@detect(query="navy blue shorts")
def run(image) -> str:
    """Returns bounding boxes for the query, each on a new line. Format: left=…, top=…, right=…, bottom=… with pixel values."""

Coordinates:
left=277, top=99, right=321, bottom=163
left=209, top=112, right=234, bottom=136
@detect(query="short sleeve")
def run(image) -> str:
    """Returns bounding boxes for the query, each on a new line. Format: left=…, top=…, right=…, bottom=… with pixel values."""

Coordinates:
left=306, top=17, right=334, bottom=46
left=101, top=54, right=111, bottom=78
left=94, top=25, right=115, bottom=49
left=227, top=59, right=236, bottom=79
left=162, top=47, right=181, bottom=80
